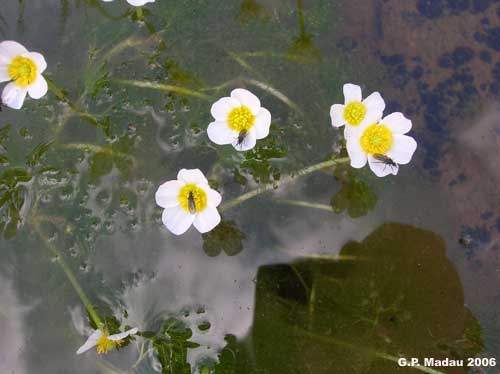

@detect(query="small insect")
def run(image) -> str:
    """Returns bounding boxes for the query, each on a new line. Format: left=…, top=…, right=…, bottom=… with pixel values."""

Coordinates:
left=373, top=153, right=398, bottom=172
left=235, top=130, right=248, bottom=149
left=187, top=191, right=197, bottom=214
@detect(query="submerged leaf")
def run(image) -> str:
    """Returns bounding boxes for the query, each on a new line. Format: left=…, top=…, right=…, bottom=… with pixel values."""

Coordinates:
left=26, top=141, right=54, bottom=167
left=250, top=223, right=483, bottom=373
left=89, top=152, right=113, bottom=183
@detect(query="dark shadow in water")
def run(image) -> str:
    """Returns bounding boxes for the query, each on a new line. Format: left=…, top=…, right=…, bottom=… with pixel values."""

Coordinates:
left=248, top=223, right=483, bottom=373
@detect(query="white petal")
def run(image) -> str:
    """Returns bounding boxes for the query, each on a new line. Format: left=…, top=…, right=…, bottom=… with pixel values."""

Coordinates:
left=162, top=206, right=195, bottom=235
left=207, top=121, right=238, bottom=145
left=155, top=180, right=183, bottom=208
left=230, top=88, right=261, bottom=113
left=386, top=135, right=417, bottom=165
left=330, top=104, right=345, bottom=128
left=127, top=0, right=155, bottom=5
left=108, top=327, right=138, bottom=341
left=343, top=83, right=362, bottom=103
left=27, top=75, right=48, bottom=99
left=231, top=128, right=256, bottom=151
left=368, top=155, right=398, bottom=177
left=76, top=330, right=103, bottom=355
left=177, top=169, right=208, bottom=185
left=0, top=41, right=27, bottom=64
left=0, top=65, right=9, bottom=82
left=381, top=112, right=412, bottom=135
left=25, top=52, right=47, bottom=73
left=254, top=107, right=271, bottom=139
left=1, top=82, right=27, bottom=110
left=202, top=185, right=222, bottom=207
left=359, top=92, right=385, bottom=127
left=346, top=137, right=367, bottom=169
left=343, top=124, right=365, bottom=140
left=210, top=97, right=240, bottom=121
left=193, top=206, right=221, bottom=233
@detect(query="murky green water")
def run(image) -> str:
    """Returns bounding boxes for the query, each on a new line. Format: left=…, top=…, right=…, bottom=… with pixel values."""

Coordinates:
left=1, top=1, right=500, bottom=373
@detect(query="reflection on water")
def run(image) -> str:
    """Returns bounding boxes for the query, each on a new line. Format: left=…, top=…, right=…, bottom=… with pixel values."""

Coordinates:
left=0, top=0, right=499, bottom=373
left=0, top=274, right=28, bottom=374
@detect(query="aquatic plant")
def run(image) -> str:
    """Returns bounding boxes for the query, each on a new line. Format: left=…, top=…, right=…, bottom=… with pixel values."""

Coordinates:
left=207, top=88, right=272, bottom=151
left=77, top=327, right=138, bottom=355
left=330, top=83, right=417, bottom=177
left=155, top=168, right=222, bottom=235
left=0, top=41, right=48, bottom=109
left=0, top=1, right=434, bottom=371
left=346, top=112, right=417, bottom=177
left=330, top=83, right=386, bottom=138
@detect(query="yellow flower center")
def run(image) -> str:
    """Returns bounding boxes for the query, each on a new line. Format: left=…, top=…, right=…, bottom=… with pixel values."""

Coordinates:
left=178, top=183, right=207, bottom=213
left=96, top=333, right=123, bottom=355
left=343, top=101, right=367, bottom=126
left=360, top=124, right=394, bottom=155
left=8, top=56, right=37, bottom=88
left=227, top=106, right=255, bottom=132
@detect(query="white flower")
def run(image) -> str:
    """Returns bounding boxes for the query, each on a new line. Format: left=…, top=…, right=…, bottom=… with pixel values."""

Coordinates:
left=76, top=327, right=138, bottom=355
left=207, top=88, right=271, bottom=151
left=0, top=41, right=48, bottom=110
left=102, top=0, right=155, bottom=6
left=346, top=112, right=417, bottom=177
left=330, top=83, right=385, bottom=138
left=155, top=168, right=222, bottom=235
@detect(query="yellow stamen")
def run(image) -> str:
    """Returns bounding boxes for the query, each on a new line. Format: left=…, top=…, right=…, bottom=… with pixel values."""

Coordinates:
left=178, top=184, right=207, bottom=213
left=96, top=333, right=124, bottom=355
left=343, top=101, right=367, bottom=126
left=360, top=124, right=394, bottom=155
left=227, top=105, right=255, bottom=132
left=8, top=56, right=37, bottom=88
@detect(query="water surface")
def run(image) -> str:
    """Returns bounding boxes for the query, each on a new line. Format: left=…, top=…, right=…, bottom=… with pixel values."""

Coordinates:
left=1, top=1, right=499, bottom=373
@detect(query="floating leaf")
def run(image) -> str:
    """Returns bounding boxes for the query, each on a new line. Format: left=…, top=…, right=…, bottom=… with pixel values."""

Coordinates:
left=0, top=124, right=10, bottom=144
left=153, top=319, right=200, bottom=374
left=240, top=129, right=287, bottom=184
left=202, top=220, right=246, bottom=257
left=330, top=165, right=377, bottom=218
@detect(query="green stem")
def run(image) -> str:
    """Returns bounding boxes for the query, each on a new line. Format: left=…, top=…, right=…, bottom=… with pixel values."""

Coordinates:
left=33, top=221, right=104, bottom=330
left=277, top=199, right=332, bottom=211
left=220, top=157, right=349, bottom=212
left=59, top=143, right=128, bottom=158
left=112, top=79, right=210, bottom=100
left=45, top=77, right=103, bottom=130
left=290, top=264, right=310, bottom=299
left=297, top=0, right=306, bottom=38
left=244, top=78, right=303, bottom=114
